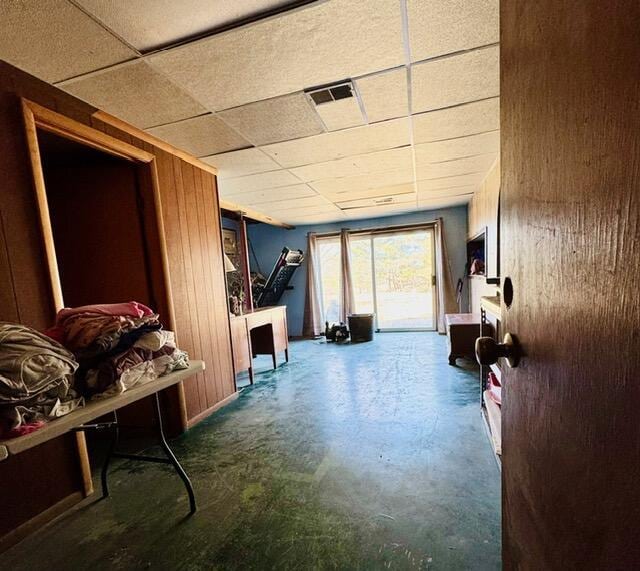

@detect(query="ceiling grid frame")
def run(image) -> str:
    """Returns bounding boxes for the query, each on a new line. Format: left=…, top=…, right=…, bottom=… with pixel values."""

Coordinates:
left=0, top=0, right=500, bottom=225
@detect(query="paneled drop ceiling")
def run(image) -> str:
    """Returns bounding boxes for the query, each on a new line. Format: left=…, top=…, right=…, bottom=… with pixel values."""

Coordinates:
left=0, top=0, right=500, bottom=226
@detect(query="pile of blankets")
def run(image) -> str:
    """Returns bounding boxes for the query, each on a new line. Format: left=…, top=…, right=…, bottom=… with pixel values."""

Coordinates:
left=48, top=302, right=188, bottom=400
left=0, top=301, right=188, bottom=438
left=0, top=323, right=84, bottom=437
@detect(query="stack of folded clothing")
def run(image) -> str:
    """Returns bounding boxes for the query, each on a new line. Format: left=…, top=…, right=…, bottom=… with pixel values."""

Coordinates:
left=48, top=302, right=188, bottom=400
left=0, top=322, right=84, bottom=438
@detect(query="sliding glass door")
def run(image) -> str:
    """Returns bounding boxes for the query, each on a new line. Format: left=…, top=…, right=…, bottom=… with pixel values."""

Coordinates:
left=317, top=236, right=341, bottom=324
left=318, top=227, right=436, bottom=331
left=351, top=228, right=436, bottom=331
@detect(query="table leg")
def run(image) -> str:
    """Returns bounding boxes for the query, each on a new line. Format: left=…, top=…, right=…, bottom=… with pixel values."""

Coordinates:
left=101, top=410, right=119, bottom=498
left=153, top=392, right=197, bottom=515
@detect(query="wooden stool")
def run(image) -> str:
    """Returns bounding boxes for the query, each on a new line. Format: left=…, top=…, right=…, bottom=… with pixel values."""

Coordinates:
left=445, top=313, right=488, bottom=365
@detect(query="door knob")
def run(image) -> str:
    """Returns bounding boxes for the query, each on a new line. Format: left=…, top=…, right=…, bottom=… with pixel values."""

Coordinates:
left=475, top=333, right=521, bottom=368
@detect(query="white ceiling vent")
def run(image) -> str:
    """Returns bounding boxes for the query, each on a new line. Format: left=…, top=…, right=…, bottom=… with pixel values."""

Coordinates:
left=306, top=81, right=367, bottom=131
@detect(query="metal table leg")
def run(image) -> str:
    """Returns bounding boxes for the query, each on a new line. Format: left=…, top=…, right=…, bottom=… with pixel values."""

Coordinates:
left=77, top=392, right=197, bottom=515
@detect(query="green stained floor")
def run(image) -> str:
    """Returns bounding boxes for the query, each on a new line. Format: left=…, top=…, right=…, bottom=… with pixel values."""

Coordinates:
left=5, top=332, right=501, bottom=570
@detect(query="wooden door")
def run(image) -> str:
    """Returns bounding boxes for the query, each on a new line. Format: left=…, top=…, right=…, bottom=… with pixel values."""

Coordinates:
left=501, top=2, right=640, bottom=568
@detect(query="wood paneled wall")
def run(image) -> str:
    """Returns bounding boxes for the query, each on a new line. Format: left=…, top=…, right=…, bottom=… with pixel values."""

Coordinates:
left=0, top=61, right=235, bottom=545
left=467, top=159, right=500, bottom=313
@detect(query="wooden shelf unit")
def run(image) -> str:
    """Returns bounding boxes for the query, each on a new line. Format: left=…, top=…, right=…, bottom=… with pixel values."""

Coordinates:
left=480, top=294, right=502, bottom=464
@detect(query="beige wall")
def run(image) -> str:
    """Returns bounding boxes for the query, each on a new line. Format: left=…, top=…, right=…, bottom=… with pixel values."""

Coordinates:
left=467, top=158, right=500, bottom=313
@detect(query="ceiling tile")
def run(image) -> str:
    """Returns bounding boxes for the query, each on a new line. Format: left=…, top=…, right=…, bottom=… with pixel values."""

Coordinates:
left=311, top=169, right=414, bottom=196
left=338, top=202, right=418, bottom=220
left=257, top=195, right=334, bottom=214
left=289, top=147, right=413, bottom=182
left=327, top=182, right=415, bottom=203
left=411, top=46, right=499, bottom=113
left=408, top=0, right=499, bottom=61
left=415, top=131, right=500, bottom=164
left=261, top=117, right=410, bottom=168
left=417, top=185, right=478, bottom=199
left=219, top=169, right=301, bottom=194
left=0, top=0, right=136, bottom=83
left=219, top=184, right=317, bottom=204
left=269, top=205, right=343, bottom=220
left=418, top=173, right=485, bottom=189
left=416, top=153, right=497, bottom=180
left=60, top=61, right=206, bottom=129
left=74, top=0, right=296, bottom=52
left=413, top=97, right=499, bottom=144
left=218, top=92, right=324, bottom=146
left=315, top=98, right=365, bottom=131
left=148, top=0, right=404, bottom=110
left=146, top=114, right=249, bottom=156
left=200, top=147, right=281, bottom=178
left=337, top=193, right=416, bottom=209
left=284, top=211, right=347, bottom=225
left=417, top=195, right=472, bottom=209
left=356, top=68, right=408, bottom=123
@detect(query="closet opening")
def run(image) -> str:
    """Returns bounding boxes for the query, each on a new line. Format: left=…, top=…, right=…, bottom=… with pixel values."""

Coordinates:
left=36, top=129, right=159, bottom=311
left=21, top=100, right=184, bottom=488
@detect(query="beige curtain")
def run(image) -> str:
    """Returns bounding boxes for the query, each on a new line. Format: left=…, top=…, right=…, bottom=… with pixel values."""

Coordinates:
left=303, top=233, right=324, bottom=337
left=434, top=218, right=457, bottom=333
left=339, top=228, right=355, bottom=322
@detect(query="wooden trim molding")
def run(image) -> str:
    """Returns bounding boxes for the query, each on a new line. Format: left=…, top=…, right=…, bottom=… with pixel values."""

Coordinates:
left=92, top=110, right=218, bottom=174
left=94, top=109, right=292, bottom=229
left=0, top=491, right=83, bottom=553
left=220, top=200, right=293, bottom=229
left=20, top=99, right=190, bottom=487
left=186, top=391, right=239, bottom=429
left=21, top=100, right=65, bottom=311
left=23, top=100, right=154, bottom=163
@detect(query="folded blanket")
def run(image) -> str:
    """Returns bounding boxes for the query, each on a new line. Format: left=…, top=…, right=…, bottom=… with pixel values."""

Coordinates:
left=85, top=337, right=189, bottom=399
left=0, top=322, right=83, bottom=431
left=46, top=302, right=155, bottom=351
left=55, top=301, right=153, bottom=322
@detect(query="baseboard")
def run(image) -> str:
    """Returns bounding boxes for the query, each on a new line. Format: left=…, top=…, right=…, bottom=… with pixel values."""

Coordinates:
left=186, top=391, right=239, bottom=429
left=0, top=491, right=84, bottom=554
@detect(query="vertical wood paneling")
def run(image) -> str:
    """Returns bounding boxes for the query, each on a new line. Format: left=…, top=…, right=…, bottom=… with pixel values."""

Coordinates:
left=0, top=61, right=235, bottom=543
left=154, top=150, right=200, bottom=418
left=173, top=158, right=208, bottom=413
left=204, top=171, right=236, bottom=397
left=193, top=168, right=222, bottom=406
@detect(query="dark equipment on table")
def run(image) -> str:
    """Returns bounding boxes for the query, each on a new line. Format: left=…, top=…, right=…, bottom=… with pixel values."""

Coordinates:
left=348, top=313, right=375, bottom=342
left=325, top=322, right=350, bottom=343
left=255, top=247, right=304, bottom=307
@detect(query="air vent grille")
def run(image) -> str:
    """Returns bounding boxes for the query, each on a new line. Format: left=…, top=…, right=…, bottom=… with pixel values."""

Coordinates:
left=307, top=81, right=354, bottom=105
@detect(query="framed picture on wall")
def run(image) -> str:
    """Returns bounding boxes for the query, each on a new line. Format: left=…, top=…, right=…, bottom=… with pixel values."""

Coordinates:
left=223, top=228, right=237, bottom=255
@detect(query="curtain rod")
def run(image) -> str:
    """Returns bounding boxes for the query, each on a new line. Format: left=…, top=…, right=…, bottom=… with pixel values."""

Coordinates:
left=313, top=220, right=439, bottom=238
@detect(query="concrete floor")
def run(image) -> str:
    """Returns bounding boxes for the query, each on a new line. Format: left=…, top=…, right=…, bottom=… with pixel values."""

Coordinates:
left=5, top=333, right=501, bottom=570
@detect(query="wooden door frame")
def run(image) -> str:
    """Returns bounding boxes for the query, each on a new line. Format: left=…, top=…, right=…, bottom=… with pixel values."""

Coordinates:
left=21, top=98, right=187, bottom=494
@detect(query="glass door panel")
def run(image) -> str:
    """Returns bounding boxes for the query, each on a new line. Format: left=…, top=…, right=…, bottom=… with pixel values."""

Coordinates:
left=372, top=229, right=435, bottom=330
left=318, top=237, right=341, bottom=324
left=349, top=236, right=374, bottom=314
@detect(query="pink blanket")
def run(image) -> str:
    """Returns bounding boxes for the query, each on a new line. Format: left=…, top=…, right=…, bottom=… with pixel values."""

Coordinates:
left=55, top=302, right=153, bottom=322
left=46, top=302, right=155, bottom=347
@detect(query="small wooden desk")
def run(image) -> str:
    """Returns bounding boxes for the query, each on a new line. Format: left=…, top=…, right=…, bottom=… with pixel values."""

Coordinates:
left=230, top=306, right=289, bottom=384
